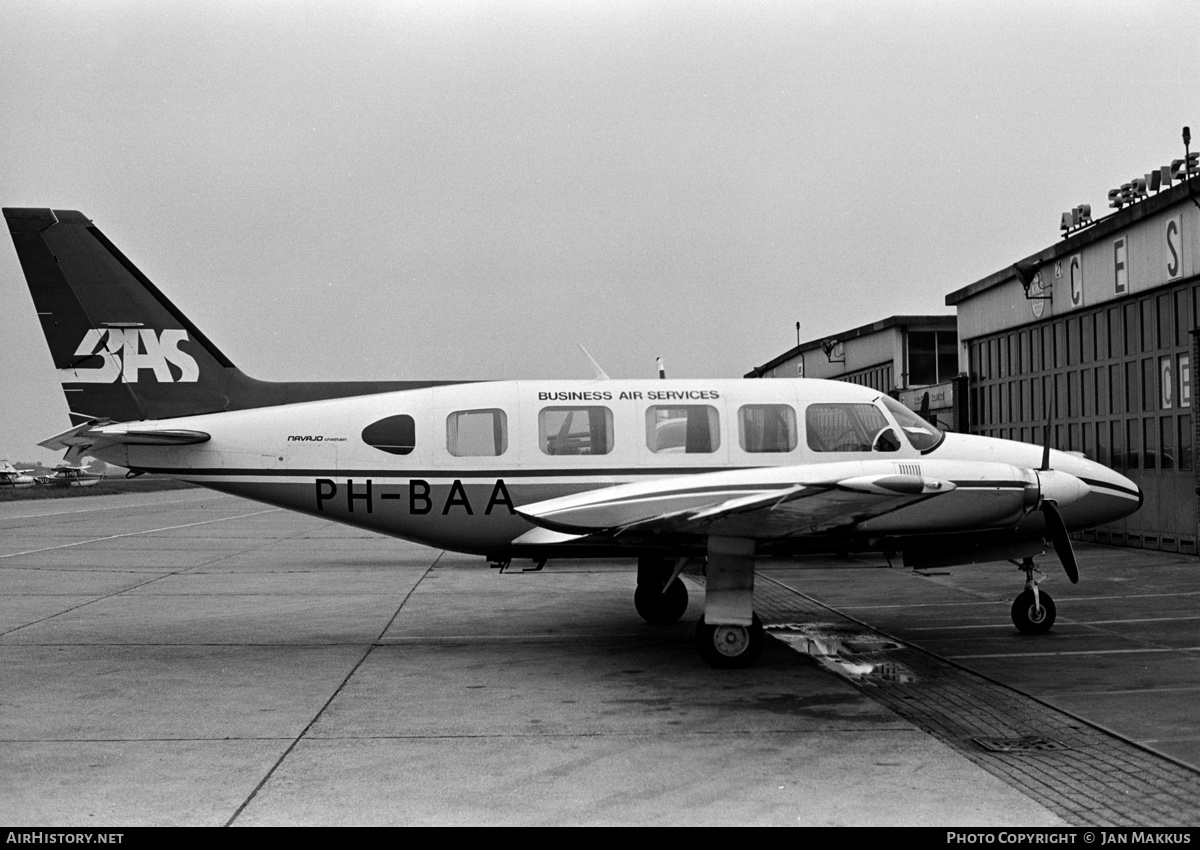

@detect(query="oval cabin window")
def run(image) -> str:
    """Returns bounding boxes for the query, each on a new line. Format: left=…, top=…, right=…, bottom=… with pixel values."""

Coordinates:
left=362, top=415, right=416, bottom=455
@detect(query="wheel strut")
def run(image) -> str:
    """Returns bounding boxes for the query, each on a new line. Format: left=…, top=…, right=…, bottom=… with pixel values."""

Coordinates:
left=1020, top=557, right=1042, bottom=612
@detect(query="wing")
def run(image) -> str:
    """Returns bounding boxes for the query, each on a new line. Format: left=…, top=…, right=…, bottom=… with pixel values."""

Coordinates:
left=513, top=462, right=958, bottom=545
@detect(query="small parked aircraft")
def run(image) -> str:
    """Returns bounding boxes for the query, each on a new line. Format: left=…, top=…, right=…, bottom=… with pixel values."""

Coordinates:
left=39, top=464, right=104, bottom=487
left=0, top=460, right=36, bottom=489
left=5, top=208, right=1142, bottom=667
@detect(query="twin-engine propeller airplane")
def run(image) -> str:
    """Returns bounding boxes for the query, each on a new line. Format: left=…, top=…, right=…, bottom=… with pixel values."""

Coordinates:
left=5, top=208, right=1143, bottom=667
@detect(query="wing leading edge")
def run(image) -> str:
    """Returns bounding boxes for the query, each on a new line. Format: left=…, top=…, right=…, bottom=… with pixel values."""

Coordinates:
left=514, top=462, right=967, bottom=545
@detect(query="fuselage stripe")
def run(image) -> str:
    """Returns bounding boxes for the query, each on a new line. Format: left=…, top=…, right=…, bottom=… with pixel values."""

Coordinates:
left=1079, top=477, right=1143, bottom=500
left=133, top=466, right=757, bottom=479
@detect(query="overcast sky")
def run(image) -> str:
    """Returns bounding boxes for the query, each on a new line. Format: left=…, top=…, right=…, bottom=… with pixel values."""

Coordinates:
left=3, top=0, right=1198, bottom=462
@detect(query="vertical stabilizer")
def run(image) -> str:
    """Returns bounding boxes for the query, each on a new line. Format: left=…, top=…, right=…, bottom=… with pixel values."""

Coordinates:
left=5, top=207, right=458, bottom=425
left=6, top=208, right=240, bottom=423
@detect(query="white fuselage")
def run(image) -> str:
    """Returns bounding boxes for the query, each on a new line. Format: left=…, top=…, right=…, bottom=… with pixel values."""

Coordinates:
left=90, top=378, right=1142, bottom=557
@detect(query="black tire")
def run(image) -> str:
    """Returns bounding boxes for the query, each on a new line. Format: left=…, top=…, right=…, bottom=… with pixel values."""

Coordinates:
left=1011, top=588, right=1056, bottom=634
left=634, top=578, right=689, bottom=625
left=695, top=613, right=764, bottom=669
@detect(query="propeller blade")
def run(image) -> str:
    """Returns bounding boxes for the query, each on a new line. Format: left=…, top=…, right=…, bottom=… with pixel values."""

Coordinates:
left=1041, top=500, right=1079, bottom=584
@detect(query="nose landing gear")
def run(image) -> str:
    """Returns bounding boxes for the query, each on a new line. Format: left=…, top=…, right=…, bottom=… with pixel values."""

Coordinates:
left=1011, top=557, right=1056, bottom=634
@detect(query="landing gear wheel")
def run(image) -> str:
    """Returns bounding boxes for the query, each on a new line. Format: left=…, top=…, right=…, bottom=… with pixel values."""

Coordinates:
left=634, top=578, right=689, bottom=625
left=1011, top=588, right=1056, bottom=634
left=695, top=613, right=764, bottom=669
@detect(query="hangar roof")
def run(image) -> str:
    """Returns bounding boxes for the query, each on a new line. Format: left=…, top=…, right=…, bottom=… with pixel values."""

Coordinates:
left=745, top=314, right=955, bottom=378
left=945, top=179, right=1199, bottom=306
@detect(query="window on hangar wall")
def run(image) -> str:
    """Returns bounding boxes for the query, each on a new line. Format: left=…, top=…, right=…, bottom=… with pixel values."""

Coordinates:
left=907, top=330, right=958, bottom=386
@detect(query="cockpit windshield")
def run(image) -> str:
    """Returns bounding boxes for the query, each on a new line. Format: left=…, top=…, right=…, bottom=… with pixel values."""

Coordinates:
left=806, top=403, right=897, bottom=452
left=880, top=395, right=945, bottom=453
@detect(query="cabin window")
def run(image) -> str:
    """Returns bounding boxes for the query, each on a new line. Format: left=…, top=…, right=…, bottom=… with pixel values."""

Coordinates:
left=539, top=406, right=614, bottom=455
left=645, top=405, right=720, bottom=453
left=737, top=404, right=797, bottom=453
left=446, top=409, right=508, bottom=457
left=806, top=403, right=896, bottom=452
left=361, top=414, right=416, bottom=455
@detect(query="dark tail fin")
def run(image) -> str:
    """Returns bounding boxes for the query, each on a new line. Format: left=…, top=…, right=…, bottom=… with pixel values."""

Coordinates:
left=6, top=208, right=453, bottom=424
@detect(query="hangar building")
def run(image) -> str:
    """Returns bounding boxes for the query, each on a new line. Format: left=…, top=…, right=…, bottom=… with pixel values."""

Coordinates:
left=748, top=132, right=1199, bottom=553
left=948, top=152, right=1200, bottom=553
left=744, top=315, right=965, bottom=431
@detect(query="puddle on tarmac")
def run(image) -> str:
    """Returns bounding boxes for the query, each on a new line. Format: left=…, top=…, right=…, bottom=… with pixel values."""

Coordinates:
left=767, top=623, right=917, bottom=684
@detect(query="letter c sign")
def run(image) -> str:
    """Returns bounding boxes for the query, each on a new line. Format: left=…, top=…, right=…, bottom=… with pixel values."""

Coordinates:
left=1069, top=254, right=1083, bottom=307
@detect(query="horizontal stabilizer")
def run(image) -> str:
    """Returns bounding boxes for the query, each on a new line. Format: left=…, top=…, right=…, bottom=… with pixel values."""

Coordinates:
left=39, top=419, right=210, bottom=464
left=38, top=420, right=109, bottom=452
left=89, top=423, right=211, bottom=445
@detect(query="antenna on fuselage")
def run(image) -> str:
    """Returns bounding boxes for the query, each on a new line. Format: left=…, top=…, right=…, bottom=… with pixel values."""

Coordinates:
left=1039, top=389, right=1055, bottom=472
left=657, top=357, right=666, bottom=379
left=577, top=344, right=610, bottom=380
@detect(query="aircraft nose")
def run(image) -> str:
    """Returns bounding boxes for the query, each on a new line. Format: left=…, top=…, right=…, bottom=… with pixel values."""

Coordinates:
left=1066, top=456, right=1143, bottom=524
left=1113, top=468, right=1142, bottom=509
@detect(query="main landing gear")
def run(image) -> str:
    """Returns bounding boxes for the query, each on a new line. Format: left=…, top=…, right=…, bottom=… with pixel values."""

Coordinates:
left=695, top=614, right=765, bottom=669
left=633, top=555, right=689, bottom=625
left=634, top=539, right=767, bottom=669
left=695, top=536, right=765, bottom=668
left=1011, top=557, right=1056, bottom=634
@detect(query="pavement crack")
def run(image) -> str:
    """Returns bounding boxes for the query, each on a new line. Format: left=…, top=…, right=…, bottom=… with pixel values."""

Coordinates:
left=223, top=550, right=444, bottom=827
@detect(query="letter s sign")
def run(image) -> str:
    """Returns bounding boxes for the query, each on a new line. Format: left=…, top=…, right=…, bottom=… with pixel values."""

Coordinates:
left=1167, top=215, right=1183, bottom=281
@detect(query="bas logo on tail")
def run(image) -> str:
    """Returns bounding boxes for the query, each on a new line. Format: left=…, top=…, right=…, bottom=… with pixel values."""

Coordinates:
left=59, top=329, right=200, bottom=384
